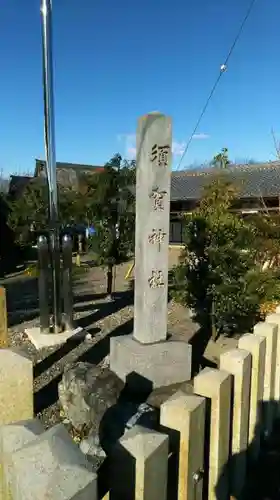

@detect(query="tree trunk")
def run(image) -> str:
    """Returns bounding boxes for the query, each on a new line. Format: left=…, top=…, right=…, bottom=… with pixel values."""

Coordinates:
left=107, top=264, right=113, bottom=298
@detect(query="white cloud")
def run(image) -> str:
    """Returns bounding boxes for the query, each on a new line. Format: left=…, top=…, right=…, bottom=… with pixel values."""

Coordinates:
left=192, top=133, right=210, bottom=140
left=117, top=133, right=135, bottom=143
left=127, top=147, right=137, bottom=159
left=118, top=132, right=209, bottom=160
left=172, top=141, right=186, bottom=156
left=118, top=133, right=136, bottom=159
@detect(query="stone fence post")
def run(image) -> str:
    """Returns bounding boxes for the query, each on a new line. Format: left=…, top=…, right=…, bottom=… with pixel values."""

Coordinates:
left=266, top=313, right=280, bottom=416
left=110, top=425, right=169, bottom=499
left=0, top=287, right=8, bottom=348
left=238, top=334, right=266, bottom=461
left=194, top=368, right=232, bottom=500
left=254, top=322, right=277, bottom=436
left=220, top=349, right=251, bottom=498
left=0, top=349, right=33, bottom=426
left=160, top=391, right=205, bottom=500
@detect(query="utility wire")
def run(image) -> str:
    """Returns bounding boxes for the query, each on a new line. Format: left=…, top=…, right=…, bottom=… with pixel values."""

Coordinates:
left=175, top=0, right=259, bottom=171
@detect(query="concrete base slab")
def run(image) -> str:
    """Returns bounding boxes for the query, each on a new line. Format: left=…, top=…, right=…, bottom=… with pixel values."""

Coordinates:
left=24, top=326, right=84, bottom=350
left=110, top=335, right=192, bottom=389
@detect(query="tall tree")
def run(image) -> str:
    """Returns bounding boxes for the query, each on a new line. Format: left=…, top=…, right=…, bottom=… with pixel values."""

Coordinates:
left=8, top=181, right=49, bottom=244
left=87, top=154, right=135, bottom=297
left=8, top=180, right=87, bottom=244
left=212, top=147, right=230, bottom=169
left=171, top=153, right=280, bottom=340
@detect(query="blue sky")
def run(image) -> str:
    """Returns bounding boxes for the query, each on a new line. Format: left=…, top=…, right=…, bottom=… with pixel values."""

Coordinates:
left=0, top=0, right=279, bottom=176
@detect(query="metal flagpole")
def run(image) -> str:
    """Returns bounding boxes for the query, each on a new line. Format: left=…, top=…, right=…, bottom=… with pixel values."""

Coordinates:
left=40, top=0, right=62, bottom=332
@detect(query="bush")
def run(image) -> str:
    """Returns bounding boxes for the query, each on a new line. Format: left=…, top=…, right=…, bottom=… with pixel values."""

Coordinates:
left=171, top=174, right=280, bottom=339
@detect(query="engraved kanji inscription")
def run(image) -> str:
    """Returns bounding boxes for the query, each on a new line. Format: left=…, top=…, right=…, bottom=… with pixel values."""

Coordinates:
left=148, top=229, right=167, bottom=251
left=151, top=144, right=171, bottom=167
left=148, top=270, right=165, bottom=289
left=150, top=188, right=167, bottom=211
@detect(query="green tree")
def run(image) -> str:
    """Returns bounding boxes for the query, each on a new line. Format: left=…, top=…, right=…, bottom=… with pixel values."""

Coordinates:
left=8, top=181, right=49, bottom=244
left=87, top=154, right=135, bottom=297
left=58, top=187, right=88, bottom=227
left=171, top=171, right=280, bottom=340
left=8, top=180, right=88, bottom=244
left=212, top=147, right=230, bottom=169
left=248, top=212, right=280, bottom=270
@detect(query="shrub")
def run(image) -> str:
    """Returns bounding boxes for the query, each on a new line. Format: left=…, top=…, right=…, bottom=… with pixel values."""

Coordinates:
left=171, top=173, right=280, bottom=339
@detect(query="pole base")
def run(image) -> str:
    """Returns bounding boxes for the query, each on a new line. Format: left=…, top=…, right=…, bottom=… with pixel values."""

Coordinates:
left=25, top=326, right=84, bottom=350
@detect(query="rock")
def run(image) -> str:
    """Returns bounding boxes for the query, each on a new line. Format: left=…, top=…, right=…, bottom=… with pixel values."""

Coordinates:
left=89, top=401, right=159, bottom=456
left=58, top=362, right=125, bottom=432
left=188, top=308, right=195, bottom=318
left=59, top=362, right=159, bottom=461
left=80, top=433, right=106, bottom=459
left=79, top=433, right=107, bottom=471
left=99, top=355, right=110, bottom=369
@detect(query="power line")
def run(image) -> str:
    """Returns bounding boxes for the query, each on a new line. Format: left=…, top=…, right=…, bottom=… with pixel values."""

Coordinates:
left=175, top=0, right=259, bottom=171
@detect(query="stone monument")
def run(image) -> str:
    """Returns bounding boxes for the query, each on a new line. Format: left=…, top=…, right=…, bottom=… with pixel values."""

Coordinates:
left=110, top=112, right=192, bottom=389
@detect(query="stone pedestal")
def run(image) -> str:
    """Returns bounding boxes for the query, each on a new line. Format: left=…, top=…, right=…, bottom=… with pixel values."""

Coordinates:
left=110, top=335, right=192, bottom=389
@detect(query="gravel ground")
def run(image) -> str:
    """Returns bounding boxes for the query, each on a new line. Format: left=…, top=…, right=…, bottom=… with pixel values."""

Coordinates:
left=4, top=261, right=198, bottom=430
left=3, top=260, right=280, bottom=497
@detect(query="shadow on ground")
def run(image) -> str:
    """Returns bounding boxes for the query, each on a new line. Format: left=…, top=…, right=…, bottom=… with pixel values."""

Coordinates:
left=3, top=269, right=132, bottom=328
left=99, top=398, right=280, bottom=500
left=75, top=290, right=133, bottom=329
left=188, top=325, right=216, bottom=376
left=4, top=276, right=40, bottom=326
left=34, top=317, right=134, bottom=414
left=33, top=290, right=133, bottom=380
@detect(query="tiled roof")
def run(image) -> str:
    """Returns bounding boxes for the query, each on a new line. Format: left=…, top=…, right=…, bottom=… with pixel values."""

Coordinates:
left=11, top=160, right=280, bottom=201
left=170, top=161, right=280, bottom=201
left=35, top=159, right=103, bottom=174
left=34, top=159, right=104, bottom=190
